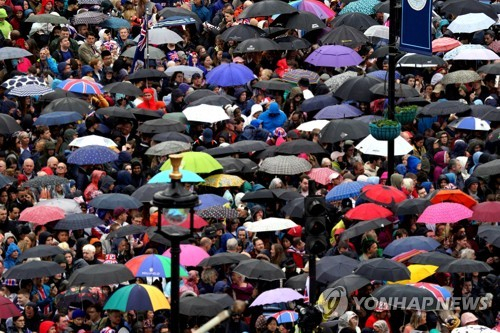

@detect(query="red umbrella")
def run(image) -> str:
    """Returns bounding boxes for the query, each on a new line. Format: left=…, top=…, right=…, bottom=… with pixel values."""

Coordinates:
left=160, top=213, right=208, bottom=229
left=359, top=184, right=407, bottom=207
left=344, top=203, right=393, bottom=220
left=417, top=202, right=472, bottom=224
left=19, top=206, right=65, bottom=225
left=428, top=189, right=477, bottom=208
left=432, top=37, right=462, bottom=52
left=471, top=201, right=500, bottom=222
left=287, top=225, right=303, bottom=237
left=0, top=296, right=21, bottom=319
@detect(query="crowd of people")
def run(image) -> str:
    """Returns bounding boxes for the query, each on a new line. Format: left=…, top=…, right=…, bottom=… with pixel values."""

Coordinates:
left=0, top=0, right=498, bottom=331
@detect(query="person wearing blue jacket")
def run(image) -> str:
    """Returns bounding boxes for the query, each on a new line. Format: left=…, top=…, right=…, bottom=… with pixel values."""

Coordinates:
left=4, top=242, right=21, bottom=270
left=258, top=102, right=287, bottom=133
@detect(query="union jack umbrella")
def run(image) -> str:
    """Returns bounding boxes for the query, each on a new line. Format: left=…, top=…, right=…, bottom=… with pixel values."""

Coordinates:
left=58, top=79, right=103, bottom=95
left=72, top=11, right=108, bottom=25
left=409, top=282, right=452, bottom=302
left=9, top=85, right=53, bottom=97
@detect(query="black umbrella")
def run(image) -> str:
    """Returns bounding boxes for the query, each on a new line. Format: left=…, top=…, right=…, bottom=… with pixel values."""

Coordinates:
left=43, top=97, right=93, bottom=115
left=478, top=63, right=500, bottom=75
left=180, top=293, right=234, bottom=317
left=38, top=89, right=79, bottom=102
left=397, top=54, right=447, bottom=68
left=354, top=258, right=411, bottom=282
left=152, top=132, right=193, bottom=144
left=408, top=251, right=455, bottom=266
left=276, top=139, right=326, bottom=155
left=393, top=198, right=431, bottom=215
left=205, top=146, right=235, bottom=157
left=320, top=25, right=369, bottom=47
left=96, top=106, right=136, bottom=119
left=319, top=119, right=369, bottom=143
left=242, top=189, right=276, bottom=203
left=130, top=108, right=162, bottom=121
left=18, top=245, right=64, bottom=261
left=232, top=140, right=269, bottom=153
left=437, top=259, right=493, bottom=273
left=145, top=226, right=172, bottom=246
left=220, top=24, right=266, bottom=41
left=481, top=109, right=500, bottom=122
left=317, top=255, right=360, bottom=284
left=137, top=119, right=185, bottom=134
left=216, top=157, right=258, bottom=174
left=107, top=225, right=148, bottom=239
left=271, top=188, right=302, bottom=201
left=398, top=97, right=430, bottom=106
left=282, top=197, right=304, bottom=218
left=23, top=176, right=69, bottom=188
left=470, top=105, right=496, bottom=118
left=184, top=89, right=217, bottom=103
left=89, top=193, right=143, bottom=209
left=54, top=214, right=104, bottom=230
left=128, top=69, right=168, bottom=81
left=340, top=218, right=392, bottom=241
left=327, top=274, right=371, bottom=293
left=0, top=114, right=23, bottom=135
left=477, top=225, right=500, bottom=247
left=234, top=38, right=281, bottom=53
left=487, top=128, right=499, bottom=144
left=374, top=1, right=389, bottom=13
left=285, top=273, right=308, bottom=290
left=253, top=146, right=278, bottom=159
left=334, top=75, right=383, bottom=102
left=0, top=174, right=13, bottom=188
left=370, top=82, right=420, bottom=98
left=419, top=101, right=470, bottom=116
left=301, top=95, right=338, bottom=112
left=370, top=46, right=404, bottom=59
left=198, top=252, right=251, bottom=266
left=239, top=0, right=297, bottom=19
left=189, top=95, right=234, bottom=107
left=473, top=159, right=500, bottom=177
left=131, top=183, right=166, bottom=202
left=233, top=259, right=286, bottom=281
left=441, top=0, right=497, bottom=20
left=158, top=7, right=202, bottom=24
left=275, top=36, right=311, bottom=51
left=4, top=261, right=65, bottom=279
left=26, top=13, right=69, bottom=24
left=331, top=12, right=378, bottom=32
left=372, top=285, right=439, bottom=310
left=271, top=11, right=326, bottom=32
left=103, top=82, right=143, bottom=97
left=253, top=79, right=294, bottom=91
left=67, top=264, right=135, bottom=287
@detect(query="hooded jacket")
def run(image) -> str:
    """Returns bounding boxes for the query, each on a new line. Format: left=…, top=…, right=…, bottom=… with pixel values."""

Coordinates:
left=84, top=170, right=106, bottom=201
left=114, top=170, right=133, bottom=193
left=258, top=102, right=287, bottom=133
left=433, top=151, right=448, bottom=182
left=407, top=155, right=421, bottom=174
left=137, top=88, right=162, bottom=111
left=59, top=129, right=76, bottom=156
left=5, top=242, right=21, bottom=269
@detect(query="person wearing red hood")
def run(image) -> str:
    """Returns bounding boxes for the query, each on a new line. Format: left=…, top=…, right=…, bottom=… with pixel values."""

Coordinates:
left=38, top=0, right=53, bottom=13
left=136, top=88, right=163, bottom=111
left=84, top=170, right=106, bottom=202
left=39, top=321, right=56, bottom=333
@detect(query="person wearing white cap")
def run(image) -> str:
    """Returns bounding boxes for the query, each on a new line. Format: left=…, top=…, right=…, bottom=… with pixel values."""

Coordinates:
left=244, top=104, right=263, bottom=127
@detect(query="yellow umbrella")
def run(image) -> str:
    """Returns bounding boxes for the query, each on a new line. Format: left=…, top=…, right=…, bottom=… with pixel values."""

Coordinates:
left=389, top=264, right=438, bottom=285
left=203, top=174, right=245, bottom=188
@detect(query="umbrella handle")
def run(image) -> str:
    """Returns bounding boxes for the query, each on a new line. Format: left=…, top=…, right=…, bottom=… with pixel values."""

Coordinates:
left=193, top=309, right=230, bottom=333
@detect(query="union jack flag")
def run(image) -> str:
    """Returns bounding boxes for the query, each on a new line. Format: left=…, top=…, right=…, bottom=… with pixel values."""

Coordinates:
left=132, top=15, right=148, bottom=73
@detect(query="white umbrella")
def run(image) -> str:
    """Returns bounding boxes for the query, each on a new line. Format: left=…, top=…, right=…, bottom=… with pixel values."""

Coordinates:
left=364, top=25, right=389, bottom=39
left=134, top=28, right=183, bottom=45
left=297, top=120, right=330, bottom=132
left=165, top=65, right=203, bottom=78
left=69, top=135, right=118, bottom=148
left=452, top=326, right=497, bottom=333
left=448, top=13, right=495, bottom=33
left=37, top=199, right=82, bottom=214
left=443, top=44, right=485, bottom=61
left=355, top=134, right=413, bottom=156
left=182, top=104, right=230, bottom=123
left=453, top=48, right=500, bottom=61
left=245, top=218, right=298, bottom=232
left=449, top=117, right=491, bottom=131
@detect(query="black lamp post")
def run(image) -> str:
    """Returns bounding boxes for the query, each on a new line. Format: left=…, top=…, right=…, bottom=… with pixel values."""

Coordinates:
left=153, top=154, right=199, bottom=333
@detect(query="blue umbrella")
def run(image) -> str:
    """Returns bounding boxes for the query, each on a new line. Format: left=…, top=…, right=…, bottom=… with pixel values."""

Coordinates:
left=90, top=193, right=143, bottom=210
left=206, top=63, right=255, bottom=87
left=34, top=112, right=82, bottom=126
left=155, top=16, right=198, bottom=28
left=326, top=181, right=369, bottom=202
left=314, top=104, right=363, bottom=119
left=339, top=0, right=379, bottom=15
left=196, top=194, right=229, bottom=210
left=367, top=70, right=401, bottom=81
left=149, top=170, right=205, bottom=184
left=301, top=95, right=338, bottom=112
left=67, top=145, right=118, bottom=165
left=383, top=236, right=441, bottom=257
left=100, top=17, right=131, bottom=30
left=0, top=174, right=13, bottom=188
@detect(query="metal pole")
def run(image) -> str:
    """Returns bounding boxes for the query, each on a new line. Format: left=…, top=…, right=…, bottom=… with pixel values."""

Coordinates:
left=308, top=254, right=317, bottom=305
left=170, top=238, right=181, bottom=333
left=387, top=0, right=398, bottom=184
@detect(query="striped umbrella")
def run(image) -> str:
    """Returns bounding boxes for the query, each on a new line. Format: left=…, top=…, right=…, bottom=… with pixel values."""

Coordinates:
left=289, top=0, right=335, bottom=19
left=58, top=79, right=103, bottom=95
left=9, top=85, right=53, bottom=97
left=283, top=69, right=320, bottom=84
left=391, top=249, right=428, bottom=263
left=103, top=284, right=170, bottom=311
left=125, top=254, right=188, bottom=278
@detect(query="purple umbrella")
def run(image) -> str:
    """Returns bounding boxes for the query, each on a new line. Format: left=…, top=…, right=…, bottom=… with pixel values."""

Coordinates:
left=305, top=45, right=363, bottom=67
left=250, top=288, right=304, bottom=307
left=314, top=104, right=363, bottom=119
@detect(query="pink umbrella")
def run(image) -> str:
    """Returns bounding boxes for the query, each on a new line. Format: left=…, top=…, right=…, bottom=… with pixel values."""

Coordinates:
left=471, top=201, right=500, bottom=223
left=307, top=167, right=337, bottom=185
left=163, top=244, right=209, bottom=267
left=19, top=206, right=65, bottom=225
left=417, top=202, right=472, bottom=224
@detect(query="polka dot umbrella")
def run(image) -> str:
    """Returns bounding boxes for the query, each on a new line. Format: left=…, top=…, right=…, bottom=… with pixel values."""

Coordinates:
left=67, top=145, right=118, bottom=165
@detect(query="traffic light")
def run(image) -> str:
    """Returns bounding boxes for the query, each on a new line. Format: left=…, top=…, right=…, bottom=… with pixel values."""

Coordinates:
left=304, top=196, right=328, bottom=255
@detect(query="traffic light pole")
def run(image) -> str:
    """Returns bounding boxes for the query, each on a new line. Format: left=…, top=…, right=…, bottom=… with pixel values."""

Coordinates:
left=307, top=180, right=318, bottom=305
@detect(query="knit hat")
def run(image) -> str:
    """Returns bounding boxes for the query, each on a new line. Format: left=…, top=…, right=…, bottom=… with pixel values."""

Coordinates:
left=81, top=65, right=93, bottom=76
left=178, top=83, right=190, bottom=94
left=202, top=128, right=213, bottom=142
left=72, top=309, right=86, bottom=319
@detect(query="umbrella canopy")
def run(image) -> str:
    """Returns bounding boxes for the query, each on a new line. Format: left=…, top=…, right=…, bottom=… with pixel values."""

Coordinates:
left=453, top=48, right=500, bottom=61
left=220, top=24, right=266, bottom=41
left=90, top=193, right=143, bottom=209
left=239, top=0, right=297, bottom=18
left=393, top=198, right=431, bottom=215
left=184, top=89, right=217, bottom=103
left=54, top=214, right=103, bottom=230
left=37, top=198, right=82, bottom=214
left=473, top=159, right=500, bottom=178
left=233, top=259, right=286, bottom=281
left=396, top=53, right=446, bottom=68
left=326, top=181, right=369, bottom=202
left=68, top=145, right=118, bottom=165
left=2, top=75, right=46, bottom=89
left=389, top=264, right=438, bottom=284
left=448, top=13, right=495, bottom=33
left=314, top=105, right=363, bottom=120
left=198, top=252, right=251, bottom=267
left=364, top=25, right=389, bottom=39
left=334, top=75, right=383, bottom=102
left=250, top=288, right=304, bottom=307
left=165, top=65, right=204, bottom=79
left=107, top=225, right=148, bottom=239
left=137, top=119, right=185, bottom=134
left=419, top=101, right=470, bottom=116
left=331, top=12, right=378, bottom=31
left=443, top=44, right=485, bottom=61
left=100, top=16, right=130, bottom=29
left=441, top=70, right=482, bottom=85
left=0, top=114, right=23, bottom=135
left=285, top=273, right=308, bottom=290
left=340, top=218, right=392, bottom=241
left=203, top=174, right=244, bottom=188
left=272, top=310, right=299, bottom=324
left=289, top=0, right=335, bottom=19
left=9, top=85, right=53, bottom=97
left=234, top=38, right=280, bottom=53
left=126, top=254, right=188, bottom=278
left=182, top=104, right=230, bottom=123
left=69, top=135, right=118, bottom=148
left=127, top=69, right=168, bottom=81
left=301, top=95, right=339, bottom=112
left=197, top=206, right=238, bottom=219
left=104, top=284, right=170, bottom=311
left=345, top=203, right=393, bottom=220
left=253, top=79, right=294, bottom=91
left=0, top=47, right=32, bottom=60
left=383, top=236, right=441, bottom=257
left=3, top=261, right=65, bottom=279
left=67, top=264, right=134, bottom=287
left=449, top=117, right=491, bottom=131
left=480, top=109, right=500, bottom=122
left=327, top=274, right=371, bottom=294
left=297, top=120, right=330, bottom=131
left=96, top=106, right=137, bottom=119
left=271, top=11, right=326, bottom=32
left=372, top=284, right=439, bottom=310
left=305, top=45, right=363, bottom=67
left=325, top=71, right=358, bottom=93
left=441, top=0, right=497, bottom=20
left=180, top=294, right=234, bottom=317
left=321, top=25, right=368, bottom=48
left=355, top=135, right=413, bottom=156
left=25, top=13, right=68, bottom=24
left=276, top=139, right=326, bottom=155
left=432, top=37, right=462, bottom=52
left=370, top=82, right=420, bottom=98
left=428, top=189, right=477, bottom=208
left=319, top=119, right=369, bottom=144
left=355, top=258, right=411, bottom=282
left=317, top=255, right=360, bottom=284
left=160, top=152, right=223, bottom=174
left=19, top=206, right=65, bottom=225
left=196, top=194, right=229, bottom=210
left=121, top=46, right=166, bottom=60
left=477, top=225, right=500, bottom=247
left=409, top=251, right=455, bottom=266
left=452, top=326, right=496, bottom=333
left=410, top=282, right=452, bottom=301
left=34, top=112, right=82, bottom=126
left=0, top=296, right=21, bottom=319
left=340, top=0, right=379, bottom=14
left=282, top=69, right=320, bottom=84
left=72, top=11, right=108, bottom=25
left=18, top=245, right=64, bottom=261
left=206, top=63, right=254, bottom=87
left=417, top=203, right=472, bottom=223
left=140, top=28, right=183, bottom=44
left=359, top=184, right=407, bottom=207
left=216, top=157, right=258, bottom=174
left=437, top=259, right=493, bottom=273
left=42, top=97, right=93, bottom=115
left=307, top=167, right=338, bottom=185
left=132, top=184, right=166, bottom=202
left=472, top=201, right=500, bottom=223
left=58, top=79, right=103, bottom=95
left=145, top=141, right=191, bottom=156
left=245, top=217, right=298, bottom=232
left=23, top=175, right=69, bottom=188
left=259, top=155, right=312, bottom=175
left=164, top=244, right=210, bottom=266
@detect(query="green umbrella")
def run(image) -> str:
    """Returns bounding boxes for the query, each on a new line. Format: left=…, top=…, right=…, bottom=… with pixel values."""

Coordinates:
left=160, top=152, right=223, bottom=174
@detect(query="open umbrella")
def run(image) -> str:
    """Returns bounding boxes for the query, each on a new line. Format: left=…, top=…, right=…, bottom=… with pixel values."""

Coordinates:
left=72, top=11, right=108, bottom=25
left=319, top=119, right=369, bottom=143
left=259, top=155, right=312, bottom=175
left=301, top=95, right=339, bottom=112
left=23, top=175, right=69, bottom=188
left=340, top=218, right=392, bottom=241
left=245, top=218, right=298, bottom=232
left=253, top=79, right=293, bottom=91
left=282, top=69, right=320, bottom=84
left=393, top=198, right=431, bottom=215
left=104, top=82, right=142, bottom=97
left=145, top=141, right=191, bottom=156
left=314, top=105, right=363, bottom=120
left=327, top=274, right=370, bottom=294
left=453, top=48, right=499, bottom=61
left=397, top=53, right=447, bottom=68
left=100, top=16, right=130, bottom=29
left=432, top=37, right=462, bottom=52
left=54, top=214, right=103, bottom=230
left=0, top=296, right=21, bottom=319
left=233, top=259, right=286, bottom=281
left=428, top=189, right=477, bottom=208
left=417, top=203, right=472, bottom=224
left=473, top=159, right=500, bottom=178
left=383, top=236, right=441, bottom=257
left=334, top=75, right=382, bottom=102
left=297, top=120, right=330, bottom=131
left=437, top=259, right=493, bottom=273
left=182, top=104, right=230, bottom=123
left=42, top=97, right=93, bottom=115
left=271, top=11, right=326, bottom=31
left=326, top=181, right=369, bottom=202
left=410, top=282, right=452, bottom=302
left=276, top=139, right=326, bottom=155
left=90, top=193, right=142, bottom=209
left=371, top=284, right=438, bottom=310
left=25, top=13, right=68, bottom=24
left=289, top=0, right=335, bottom=19
left=131, top=184, right=166, bottom=202
left=203, top=174, right=244, bottom=188
left=355, top=135, right=413, bottom=156
left=69, top=135, right=118, bottom=148
left=58, top=79, right=103, bottom=95
left=0, top=114, right=23, bottom=135
left=206, top=63, right=254, bottom=87
left=9, top=85, right=53, bottom=97
left=180, top=294, right=234, bottom=317
left=408, top=251, right=455, bottom=266
left=441, top=70, right=482, bottom=85
left=184, top=89, right=216, bottom=103
left=34, top=112, right=82, bottom=126
left=389, top=264, right=438, bottom=284
left=449, top=117, right=491, bottom=131
left=0, top=47, right=32, bottom=61
left=234, top=38, right=281, bottom=53
left=164, top=244, right=210, bottom=267
left=1, top=75, right=46, bottom=89
left=419, top=101, right=470, bottom=116
left=317, top=255, right=360, bottom=284
left=307, top=168, right=337, bottom=185
left=345, top=203, right=393, bottom=221
left=3, top=261, right=65, bottom=279
left=19, top=206, right=65, bottom=225
left=272, top=311, right=299, bottom=324
left=285, top=273, right=308, bottom=290
left=331, top=12, right=378, bottom=31
left=370, top=82, right=420, bottom=98
left=448, top=13, right=495, bottom=33
left=137, top=119, right=185, bottom=134
left=104, top=284, right=170, bottom=311
left=160, top=152, right=223, bottom=174
left=364, top=25, right=389, bottom=39
left=239, top=0, right=297, bottom=18
left=220, top=24, right=266, bottom=41
left=441, top=0, right=497, bottom=20
left=472, top=201, right=500, bottom=223
left=359, top=184, right=407, bottom=207
left=320, top=25, right=368, bottom=48
left=126, top=254, right=188, bottom=278
left=196, top=194, right=229, bottom=210
left=68, top=145, right=118, bottom=165
left=216, top=157, right=258, bottom=174
left=355, top=258, right=411, bottom=282
left=198, top=252, right=251, bottom=266
left=18, top=244, right=64, bottom=261
left=107, top=225, right=147, bottom=239
left=197, top=206, right=238, bottom=219
left=67, top=264, right=134, bottom=287
left=306, top=45, right=363, bottom=68
left=96, top=106, right=136, bottom=119
left=37, top=198, right=82, bottom=214
left=477, top=225, right=500, bottom=247
left=250, top=288, right=304, bottom=307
